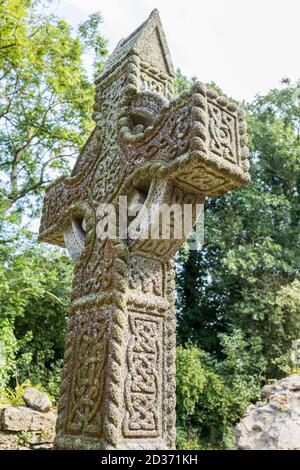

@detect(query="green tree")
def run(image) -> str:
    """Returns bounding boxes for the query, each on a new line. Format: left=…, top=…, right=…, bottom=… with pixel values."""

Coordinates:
left=0, top=0, right=107, bottom=229
left=177, top=79, right=300, bottom=378
left=176, top=337, right=264, bottom=449
left=0, top=242, right=72, bottom=395
left=0, top=0, right=107, bottom=394
left=175, top=78, right=300, bottom=448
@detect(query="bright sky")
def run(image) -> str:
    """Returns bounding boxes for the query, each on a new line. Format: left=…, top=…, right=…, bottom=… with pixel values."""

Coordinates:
left=51, top=0, right=299, bottom=102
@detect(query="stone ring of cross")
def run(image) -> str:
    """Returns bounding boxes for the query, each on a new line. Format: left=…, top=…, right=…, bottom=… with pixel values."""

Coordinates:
left=39, top=9, right=250, bottom=450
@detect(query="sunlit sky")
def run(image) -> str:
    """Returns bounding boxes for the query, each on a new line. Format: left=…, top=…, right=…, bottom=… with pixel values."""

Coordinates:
left=48, top=0, right=300, bottom=102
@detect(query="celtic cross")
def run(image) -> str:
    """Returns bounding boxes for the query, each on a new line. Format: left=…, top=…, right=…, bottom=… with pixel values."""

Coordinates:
left=39, top=9, right=250, bottom=450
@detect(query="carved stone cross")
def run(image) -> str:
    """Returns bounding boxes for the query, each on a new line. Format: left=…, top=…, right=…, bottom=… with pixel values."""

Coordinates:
left=39, top=9, right=250, bottom=450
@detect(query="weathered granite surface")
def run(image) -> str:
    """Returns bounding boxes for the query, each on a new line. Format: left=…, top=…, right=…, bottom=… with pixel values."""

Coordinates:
left=235, top=374, right=300, bottom=450
left=39, top=9, right=250, bottom=450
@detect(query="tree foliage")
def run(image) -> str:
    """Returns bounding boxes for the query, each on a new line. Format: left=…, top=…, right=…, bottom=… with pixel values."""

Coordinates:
left=176, top=78, right=300, bottom=447
left=0, top=241, right=72, bottom=393
left=0, top=0, right=107, bottom=226
left=0, top=0, right=106, bottom=395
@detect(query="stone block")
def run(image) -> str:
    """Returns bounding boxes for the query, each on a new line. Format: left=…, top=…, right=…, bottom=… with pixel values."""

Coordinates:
left=2, top=406, right=56, bottom=432
left=22, top=387, right=52, bottom=413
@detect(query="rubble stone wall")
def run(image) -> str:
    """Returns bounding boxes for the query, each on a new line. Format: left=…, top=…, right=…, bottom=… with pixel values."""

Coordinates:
left=0, top=388, right=56, bottom=450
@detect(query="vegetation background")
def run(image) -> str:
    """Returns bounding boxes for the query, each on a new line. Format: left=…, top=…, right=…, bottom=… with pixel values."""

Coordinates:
left=0, top=0, right=299, bottom=449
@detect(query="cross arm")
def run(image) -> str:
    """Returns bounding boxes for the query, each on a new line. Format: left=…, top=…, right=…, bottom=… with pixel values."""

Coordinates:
left=118, top=82, right=250, bottom=198
left=38, top=129, right=101, bottom=247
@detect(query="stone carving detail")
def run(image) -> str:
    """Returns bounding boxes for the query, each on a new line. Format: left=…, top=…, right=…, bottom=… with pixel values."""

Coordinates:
left=175, top=164, right=226, bottom=194
left=71, top=240, right=105, bottom=301
left=39, top=9, right=250, bottom=450
left=129, top=256, right=163, bottom=297
left=124, top=314, right=162, bottom=437
left=55, top=307, right=109, bottom=438
left=163, top=316, right=177, bottom=448
left=66, top=310, right=108, bottom=437
left=121, top=101, right=192, bottom=165
left=208, top=100, right=238, bottom=163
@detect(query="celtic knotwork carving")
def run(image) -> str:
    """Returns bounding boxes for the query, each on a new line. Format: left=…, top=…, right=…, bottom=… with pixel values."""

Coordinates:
left=55, top=313, right=77, bottom=434
left=208, top=100, right=238, bottom=163
left=126, top=394, right=158, bottom=432
left=40, top=9, right=249, bottom=451
left=92, top=75, right=127, bottom=204
left=66, top=308, right=109, bottom=437
left=92, top=153, right=121, bottom=202
left=71, top=239, right=115, bottom=300
left=140, top=70, right=166, bottom=96
left=164, top=315, right=176, bottom=448
left=121, top=100, right=192, bottom=165
left=129, top=256, right=163, bottom=296
left=123, top=315, right=162, bottom=437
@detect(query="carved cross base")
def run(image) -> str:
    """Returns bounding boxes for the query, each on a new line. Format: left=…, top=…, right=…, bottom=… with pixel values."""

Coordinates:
left=54, top=255, right=176, bottom=450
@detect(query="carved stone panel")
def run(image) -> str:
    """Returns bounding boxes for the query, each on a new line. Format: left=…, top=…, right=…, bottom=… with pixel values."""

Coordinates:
left=123, top=313, right=163, bottom=438
left=208, top=100, right=239, bottom=164
left=64, top=307, right=109, bottom=438
left=129, top=256, right=163, bottom=297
